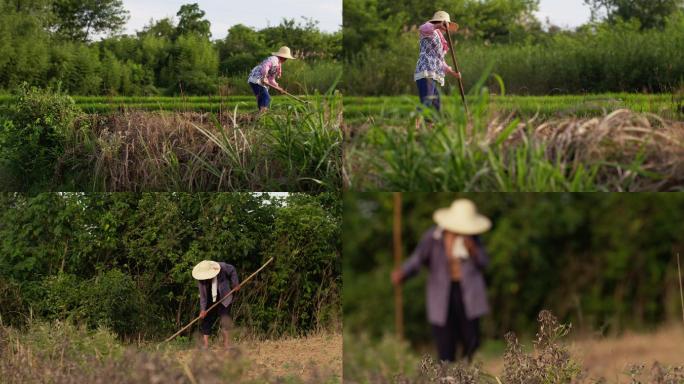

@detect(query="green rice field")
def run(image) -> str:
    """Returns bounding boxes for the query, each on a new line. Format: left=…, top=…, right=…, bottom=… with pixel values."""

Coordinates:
left=0, top=94, right=321, bottom=114
left=344, top=93, right=682, bottom=124
left=1, top=93, right=680, bottom=120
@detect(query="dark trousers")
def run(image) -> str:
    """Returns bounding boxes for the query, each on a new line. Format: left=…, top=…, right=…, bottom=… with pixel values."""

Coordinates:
left=416, top=78, right=441, bottom=112
left=199, top=302, right=232, bottom=335
left=431, top=282, right=480, bottom=362
left=249, top=82, right=271, bottom=109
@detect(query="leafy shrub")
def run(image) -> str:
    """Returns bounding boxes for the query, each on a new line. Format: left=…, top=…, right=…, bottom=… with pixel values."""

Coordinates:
left=0, top=278, right=26, bottom=328
left=0, top=85, right=82, bottom=190
left=38, top=270, right=146, bottom=337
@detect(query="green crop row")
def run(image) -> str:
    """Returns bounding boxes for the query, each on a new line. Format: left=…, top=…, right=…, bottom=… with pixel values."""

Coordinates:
left=0, top=94, right=318, bottom=114
left=344, top=93, right=681, bottom=123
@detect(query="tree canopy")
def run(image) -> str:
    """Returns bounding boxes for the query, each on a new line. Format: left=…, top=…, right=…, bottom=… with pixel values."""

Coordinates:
left=51, top=0, right=129, bottom=41
left=584, top=0, right=684, bottom=29
left=0, top=1, right=340, bottom=95
left=175, top=2, right=211, bottom=39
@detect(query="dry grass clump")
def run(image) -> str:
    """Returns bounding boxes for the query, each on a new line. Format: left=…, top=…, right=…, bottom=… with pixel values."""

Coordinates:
left=58, top=97, right=342, bottom=192
left=347, top=107, right=683, bottom=191
left=84, top=111, right=257, bottom=191
left=501, top=310, right=580, bottom=384
left=623, top=363, right=684, bottom=384
left=486, top=109, right=684, bottom=191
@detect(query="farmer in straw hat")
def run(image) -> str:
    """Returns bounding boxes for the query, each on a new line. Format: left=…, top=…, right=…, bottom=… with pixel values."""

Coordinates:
left=392, top=199, right=491, bottom=362
left=192, top=260, right=240, bottom=349
left=414, top=11, right=461, bottom=118
left=247, top=46, right=296, bottom=113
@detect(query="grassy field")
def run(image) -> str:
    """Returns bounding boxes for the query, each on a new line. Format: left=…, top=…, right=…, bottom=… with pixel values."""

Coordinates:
left=344, top=92, right=684, bottom=192
left=0, top=321, right=342, bottom=383
left=0, top=94, right=324, bottom=114
left=344, top=93, right=682, bottom=125
left=2, top=93, right=676, bottom=119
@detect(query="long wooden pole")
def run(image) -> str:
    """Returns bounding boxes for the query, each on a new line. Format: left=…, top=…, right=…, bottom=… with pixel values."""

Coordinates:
left=444, top=24, right=469, bottom=115
left=677, top=253, right=684, bottom=324
left=162, top=257, right=274, bottom=343
left=273, top=87, right=309, bottom=104
left=393, top=193, right=404, bottom=339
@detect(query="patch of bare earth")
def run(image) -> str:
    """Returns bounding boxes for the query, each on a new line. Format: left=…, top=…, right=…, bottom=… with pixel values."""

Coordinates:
left=176, top=332, right=342, bottom=382
left=241, top=333, right=342, bottom=382
left=482, top=326, right=684, bottom=382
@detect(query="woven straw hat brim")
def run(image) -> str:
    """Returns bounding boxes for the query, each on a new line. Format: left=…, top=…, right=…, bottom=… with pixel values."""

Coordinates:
left=433, top=201, right=492, bottom=235
left=272, top=46, right=296, bottom=60
left=192, top=260, right=221, bottom=280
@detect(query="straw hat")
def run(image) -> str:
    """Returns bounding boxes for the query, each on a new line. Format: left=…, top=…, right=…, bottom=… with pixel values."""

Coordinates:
left=192, top=260, right=221, bottom=280
left=272, top=46, right=296, bottom=60
left=428, top=11, right=459, bottom=32
left=433, top=199, right=491, bottom=235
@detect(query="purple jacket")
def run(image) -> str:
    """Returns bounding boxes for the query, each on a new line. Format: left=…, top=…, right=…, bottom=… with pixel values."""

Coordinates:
left=401, top=226, right=490, bottom=326
left=198, top=262, right=239, bottom=311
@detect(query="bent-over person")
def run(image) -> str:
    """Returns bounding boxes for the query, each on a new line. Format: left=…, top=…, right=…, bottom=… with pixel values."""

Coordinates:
left=192, top=260, right=240, bottom=349
left=247, top=46, right=296, bottom=113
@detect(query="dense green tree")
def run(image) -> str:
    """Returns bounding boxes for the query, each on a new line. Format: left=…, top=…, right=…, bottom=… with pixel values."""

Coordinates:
left=584, top=0, right=684, bottom=29
left=137, top=17, right=176, bottom=39
left=217, top=24, right=269, bottom=75
left=51, top=0, right=129, bottom=41
left=343, top=0, right=541, bottom=55
left=163, top=34, right=219, bottom=94
left=0, top=2, right=340, bottom=95
left=175, top=3, right=211, bottom=39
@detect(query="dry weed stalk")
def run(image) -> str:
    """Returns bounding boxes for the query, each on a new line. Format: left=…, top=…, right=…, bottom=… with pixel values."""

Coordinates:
left=85, top=111, right=253, bottom=191
left=485, top=110, right=684, bottom=190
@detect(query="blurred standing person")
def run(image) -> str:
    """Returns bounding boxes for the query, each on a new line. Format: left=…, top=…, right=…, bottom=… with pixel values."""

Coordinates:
left=391, top=199, right=491, bottom=362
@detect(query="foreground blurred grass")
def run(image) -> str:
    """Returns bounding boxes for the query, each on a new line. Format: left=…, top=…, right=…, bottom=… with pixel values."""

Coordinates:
left=0, top=321, right=341, bottom=383
left=344, top=311, right=684, bottom=384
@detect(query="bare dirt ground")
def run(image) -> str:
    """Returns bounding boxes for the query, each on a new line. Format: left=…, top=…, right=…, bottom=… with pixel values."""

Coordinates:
left=240, top=332, right=342, bottom=382
left=176, top=332, right=342, bottom=383
left=482, top=326, right=684, bottom=382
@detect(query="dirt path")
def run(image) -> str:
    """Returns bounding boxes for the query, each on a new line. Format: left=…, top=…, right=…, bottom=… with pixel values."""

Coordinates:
left=482, top=326, right=684, bottom=382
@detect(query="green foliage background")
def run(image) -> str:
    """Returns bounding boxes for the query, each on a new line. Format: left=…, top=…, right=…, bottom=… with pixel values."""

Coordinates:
left=343, top=193, right=684, bottom=346
left=0, top=1, right=341, bottom=95
left=343, top=0, right=684, bottom=95
left=0, top=192, right=341, bottom=339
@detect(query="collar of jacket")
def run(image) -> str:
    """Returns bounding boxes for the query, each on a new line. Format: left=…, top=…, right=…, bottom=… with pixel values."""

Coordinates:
left=432, top=227, right=444, bottom=240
